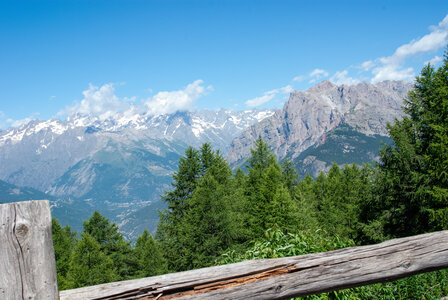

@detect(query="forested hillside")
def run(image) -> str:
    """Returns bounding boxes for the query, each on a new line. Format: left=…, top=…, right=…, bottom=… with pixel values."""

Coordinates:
left=52, top=55, right=448, bottom=298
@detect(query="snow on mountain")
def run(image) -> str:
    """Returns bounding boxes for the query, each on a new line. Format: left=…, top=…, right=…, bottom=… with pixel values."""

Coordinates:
left=0, top=108, right=274, bottom=192
left=0, top=107, right=274, bottom=238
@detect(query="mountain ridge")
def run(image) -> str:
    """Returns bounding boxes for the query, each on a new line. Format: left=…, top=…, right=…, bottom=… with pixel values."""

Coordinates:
left=226, top=80, right=412, bottom=168
left=0, top=108, right=274, bottom=192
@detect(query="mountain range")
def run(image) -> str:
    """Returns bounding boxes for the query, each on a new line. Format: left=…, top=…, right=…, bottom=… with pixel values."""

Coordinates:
left=0, top=80, right=412, bottom=238
left=0, top=109, right=273, bottom=237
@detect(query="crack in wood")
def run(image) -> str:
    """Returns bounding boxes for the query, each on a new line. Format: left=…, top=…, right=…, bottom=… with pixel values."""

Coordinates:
left=12, top=204, right=26, bottom=300
left=94, top=264, right=318, bottom=299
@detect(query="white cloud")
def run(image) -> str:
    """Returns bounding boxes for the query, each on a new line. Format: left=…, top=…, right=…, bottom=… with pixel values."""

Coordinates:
left=308, top=68, right=329, bottom=83
left=293, top=68, right=329, bottom=84
left=59, top=83, right=131, bottom=119
left=360, top=60, right=374, bottom=71
left=330, top=70, right=361, bottom=85
left=425, top=55, right=443, bottom=66
left=143, top=80, right=212, bottom=115
left=245, top=85, right=293, bottom=107
left=370, top=14, right=448, bottom=83
left=371, top=65, right=415, bottom=83
left=245, top=94, right=276, bottom=107
left=309, top=68, right=329, bottom=78
left=293, top=75, right=306, bottom=82
left=57, top=80, right=212, bottom=119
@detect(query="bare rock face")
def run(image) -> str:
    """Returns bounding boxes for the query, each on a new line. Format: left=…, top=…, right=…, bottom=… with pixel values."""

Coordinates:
left=226, top=80, right=412, bottom=164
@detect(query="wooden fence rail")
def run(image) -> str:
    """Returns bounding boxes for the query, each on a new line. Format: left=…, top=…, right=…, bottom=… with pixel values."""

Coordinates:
left=1, top=200, right=447, bottom=300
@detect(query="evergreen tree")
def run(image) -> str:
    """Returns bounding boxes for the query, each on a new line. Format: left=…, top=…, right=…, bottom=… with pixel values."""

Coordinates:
left=245, top=138, right=299, bottom=236
left=83, top=211, right=122, bottom=249
left=363, top=54, right=448, bottom=240
left=199, top=143, right=214, bottom=175
left=281, top=157, right=298, bottom=195
left=268, top=185, right=297, bottom=230
left=295, top=174, right=319, bottom=231
left=156, top=146, right=205, bottom=271
left=52, top=218, right=77, bottom=290
left=66, top=233, right=118, bottom=288
left=83, top=211, right=135, bottom=279
left=305, top=163, right=368, bottom=240
left=133, top=229, right=168, bottom=277
left=181, top=174, right=234, bottom=269
left=248, top=138, right=277, bottom=171
left=161, top=146, right=201, bottom=218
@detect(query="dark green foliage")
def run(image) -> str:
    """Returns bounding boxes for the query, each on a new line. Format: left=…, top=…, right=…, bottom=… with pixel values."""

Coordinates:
left=162, top=146, right=201, bottom=216
left=295, top=174, right=320, bottom=230
left=156, top=146, right=201, bottom=271
left=157, top=144, right=248, bottom=271
left=181, top=174, right=237, bottom=269
left=83, top=211, right=123, bottom=248
left=244, top=138, right=300, bottom=237
left=281, top=157, right=298, bottom=194
left=52, top=218, right=77, bottom=290
left=83, top=211, right=136, bottom=279
left=54, top=210, right=169, bottom=290
left=134, top=229, right=168, bottom=277
left=361, top=54, right=448, bottom=241
left=66, top=232, right=118, bottom=289
left=295, top=163, right=371, bottom=240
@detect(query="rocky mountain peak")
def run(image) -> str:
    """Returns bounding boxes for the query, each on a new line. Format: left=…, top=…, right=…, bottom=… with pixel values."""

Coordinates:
left=226, top=80, right=413, bottom=165
left=306, top=80, right=337, bottom=93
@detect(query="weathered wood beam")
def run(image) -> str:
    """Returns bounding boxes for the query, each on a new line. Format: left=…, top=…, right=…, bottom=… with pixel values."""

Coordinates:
left=60, top=230, right=448, bottom=300
left=0, top=200, right=58, bottom=300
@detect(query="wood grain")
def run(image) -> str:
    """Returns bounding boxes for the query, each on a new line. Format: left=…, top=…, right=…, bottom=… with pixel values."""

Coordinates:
left=60, top=230, right=448, bottom=300
left=0, top=200, right=58, bottom=300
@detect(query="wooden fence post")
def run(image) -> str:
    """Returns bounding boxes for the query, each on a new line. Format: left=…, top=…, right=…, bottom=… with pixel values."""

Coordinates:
left=0, top=200, right=58, bottom=300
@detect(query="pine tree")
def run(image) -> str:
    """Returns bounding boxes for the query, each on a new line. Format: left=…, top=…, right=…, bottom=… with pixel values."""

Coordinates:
left=181, top=174, right=233, bottom=269
left=161, top=146, right=201, bottom=218
left=281, top=157, right=298, bottom=195
left=134, top=229, right=167, bottom=277
left=199, top=143, right=214, bottom=176
left=52, top=218, right=77, bottom=290
left=83, top=211, right=122, bottom=248
left=66, top=233, right=118, bottom=288
left=83, top=211, right=135, bottom=279
left=245, top=138, right=299, bottom=236
left=295, top=174, right=319, bottom=230
left=306, top=163, right=367, bottom=240
left=156, top=146, right=205, bottom=271
left=363, top=54, right=448, bottom=240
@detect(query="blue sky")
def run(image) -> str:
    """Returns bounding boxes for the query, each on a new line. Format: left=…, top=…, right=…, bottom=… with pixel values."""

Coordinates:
left=1, top=0, right=448, bottom=129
